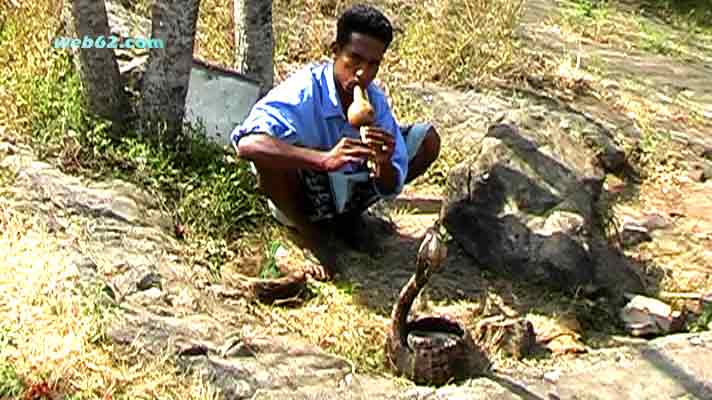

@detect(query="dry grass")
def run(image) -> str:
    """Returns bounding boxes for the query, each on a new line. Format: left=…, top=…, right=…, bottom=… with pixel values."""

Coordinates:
left=7, top=0, right=711, bottom=394
left=0, top=2, right=240, bottom=389
left=195, top=0, right=235, bottom=66
left=542, top=2, right=712, bottom=315
left=257, top=281, right=391, bottom=373
left=0, top=201, right=221, bottom=399
left=0, top=1, right=64, bottom=138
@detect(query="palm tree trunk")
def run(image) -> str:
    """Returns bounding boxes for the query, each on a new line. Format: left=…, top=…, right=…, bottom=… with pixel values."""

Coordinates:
left=71, top=0, right=128, bottom=129
left=234, top=0, right=274, bottom=97
left=140, top=0, right=201, bottom=146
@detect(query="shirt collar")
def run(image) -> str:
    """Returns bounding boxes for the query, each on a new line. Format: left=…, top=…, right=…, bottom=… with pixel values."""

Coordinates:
left=321, top=62, right=346, bottom=119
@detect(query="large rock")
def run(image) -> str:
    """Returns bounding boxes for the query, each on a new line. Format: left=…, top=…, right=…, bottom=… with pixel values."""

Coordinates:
left=443, top=123, right=643, bottom=297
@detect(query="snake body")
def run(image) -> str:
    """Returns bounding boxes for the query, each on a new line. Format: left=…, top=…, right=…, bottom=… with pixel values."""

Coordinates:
left=384, top=222, right=489, bottom=386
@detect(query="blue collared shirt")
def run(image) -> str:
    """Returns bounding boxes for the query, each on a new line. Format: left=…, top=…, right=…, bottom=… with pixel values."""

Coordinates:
left=230, top=61, right=408, bottom=196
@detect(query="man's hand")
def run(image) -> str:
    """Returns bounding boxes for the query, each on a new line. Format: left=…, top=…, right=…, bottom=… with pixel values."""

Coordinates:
left=321, top=137, right=374, bottom=172
left=360, top=127, right=395, bottom=178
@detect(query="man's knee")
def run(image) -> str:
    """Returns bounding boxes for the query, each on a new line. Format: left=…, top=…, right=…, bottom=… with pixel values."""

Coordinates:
left=253, top=163, right=295, bottom=193
left=420, top=126, right=441, bottom=166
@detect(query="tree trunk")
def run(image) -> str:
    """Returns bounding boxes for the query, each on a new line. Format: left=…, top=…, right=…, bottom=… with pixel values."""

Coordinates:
left=234, top=0, right=274, bottom=97
left=71, top=0, right=129, bottom=128
left=140, top=0, right=201, bottom=146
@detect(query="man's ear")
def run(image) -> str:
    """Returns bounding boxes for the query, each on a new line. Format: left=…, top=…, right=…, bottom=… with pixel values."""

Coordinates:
left=330, top=41, right=340, bottom=56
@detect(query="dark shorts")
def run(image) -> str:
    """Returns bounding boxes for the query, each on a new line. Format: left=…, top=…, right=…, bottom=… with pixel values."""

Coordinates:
left=264, top=123, right=432, bottom=226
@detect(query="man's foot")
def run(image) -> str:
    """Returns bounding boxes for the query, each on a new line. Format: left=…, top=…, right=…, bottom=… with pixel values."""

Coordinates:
left=302, top=259, right=335, bottom=282
left=283, top=224, right=341, bottom=281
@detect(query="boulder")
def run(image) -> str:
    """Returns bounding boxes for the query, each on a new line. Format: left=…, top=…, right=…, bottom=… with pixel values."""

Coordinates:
left=443, top=123, right=643, bottom=297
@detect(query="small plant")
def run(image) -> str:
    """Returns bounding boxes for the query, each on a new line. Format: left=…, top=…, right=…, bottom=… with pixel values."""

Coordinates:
left=560, top=0, right=615, bottom=41
left=259, top=240, right=284, bottom=279
left=689, top=303, right=712, bottom=333
left=572, top=0, right=603, bottom=18
left=0, top=327, right=15, bottom=393
left=0, top=360, right=24, bottom=399
left=637, top=18, right=681, bottom=56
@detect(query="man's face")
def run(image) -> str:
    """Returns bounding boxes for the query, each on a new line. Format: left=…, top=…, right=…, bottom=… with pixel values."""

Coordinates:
left=332, top=32, right=387, bottom=101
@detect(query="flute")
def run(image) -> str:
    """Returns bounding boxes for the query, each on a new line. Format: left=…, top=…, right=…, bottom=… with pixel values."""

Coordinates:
left=347, top=84, right=379, bottom=177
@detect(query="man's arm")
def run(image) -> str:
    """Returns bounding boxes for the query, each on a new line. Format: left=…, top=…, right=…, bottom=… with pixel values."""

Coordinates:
left=235, top=133, right=374, bottom=173
left=234, top=133, right=328, bottom=171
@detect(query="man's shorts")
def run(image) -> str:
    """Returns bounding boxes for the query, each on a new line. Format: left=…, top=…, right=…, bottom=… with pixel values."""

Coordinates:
left=255, top=123, right=432, bottom=227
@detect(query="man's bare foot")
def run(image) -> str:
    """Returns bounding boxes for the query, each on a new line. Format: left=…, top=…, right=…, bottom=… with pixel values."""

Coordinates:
left=302, top=262, right=334, bottom=281
left=283, top=225, right=341, bottom=281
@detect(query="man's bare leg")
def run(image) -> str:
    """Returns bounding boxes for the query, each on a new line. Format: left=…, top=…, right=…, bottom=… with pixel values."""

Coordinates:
left=405, top=126, right=441, bottom=184
left=250, top=126, right=440, bottom=265
left=252, top=162, right=339, bottom=280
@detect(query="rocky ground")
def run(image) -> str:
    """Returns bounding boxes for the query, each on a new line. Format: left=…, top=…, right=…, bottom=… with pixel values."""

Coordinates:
left=2, top=136, right=711, bottom=398
left=2, top=0, right=711, bottom=398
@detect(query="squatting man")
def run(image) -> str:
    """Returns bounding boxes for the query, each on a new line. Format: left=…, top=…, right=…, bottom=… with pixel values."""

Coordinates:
left=231, top=4, right=441, bottom=278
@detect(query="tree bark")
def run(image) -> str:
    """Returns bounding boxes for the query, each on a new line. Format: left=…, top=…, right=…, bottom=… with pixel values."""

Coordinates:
left=140, top=0, right=201, bottom=146
left=234, top=0, right=274, bottom=97
left=71, top=0, right=129, bottom=128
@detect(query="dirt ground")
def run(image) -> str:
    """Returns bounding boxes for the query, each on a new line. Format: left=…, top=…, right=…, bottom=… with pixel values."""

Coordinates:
left=255, top=0, right=712, bottom=368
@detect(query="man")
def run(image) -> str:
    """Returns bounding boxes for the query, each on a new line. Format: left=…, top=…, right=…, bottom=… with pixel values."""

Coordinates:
left=231, top=4, right=440, bottom=273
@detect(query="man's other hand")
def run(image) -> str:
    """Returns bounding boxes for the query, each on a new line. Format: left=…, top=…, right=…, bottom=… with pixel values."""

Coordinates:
left=322, top=137, right=374, bottom=172
left=361, top=126, right=395, bottom=178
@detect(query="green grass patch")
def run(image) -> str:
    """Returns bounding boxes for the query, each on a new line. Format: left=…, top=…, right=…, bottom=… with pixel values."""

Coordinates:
left=640, top=0, right=712, bottom=31
left=557, top=0, right=620, bottom=42
left=259, top=240, right=285, bottom=279
left=4, top=26, right=269, bottom=280
left=688, top=303, right=712, bottom=333
left=561, top=0, right=611, bottom=25
left=0, top=327, right=24, bottom=398
left=636, top=17, right=683, bottom=56
left=0, top=360, right=24, bottom=399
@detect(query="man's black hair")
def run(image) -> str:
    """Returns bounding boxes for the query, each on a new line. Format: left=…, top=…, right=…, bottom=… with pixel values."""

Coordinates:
left=336, top=4, right=393, bottom=49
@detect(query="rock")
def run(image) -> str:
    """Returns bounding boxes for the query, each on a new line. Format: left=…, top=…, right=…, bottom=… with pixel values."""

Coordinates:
left=130, top=287, right=164, bottom=304
left=535, top=313, right=587, bottom=355
left=391, top=194, right=443, bottom=214
left=137, top=271, right=162, bottom=291
left=526, top=332, right=712, bottom=399
left=620, top=222, right=652, bottom=248
left=444, top=123, right=643, bottom=296
left=0, top=142, right=17, bottom=155
left=620, top=294, right=686, bottom=337
left=702, top=147, right=712, bottom=160
left=180, top=336, right=353, bottom=399
left=543, top=369, right=561, bottom=383
left=474, top=315, right=536, bottom=359
left=641, top=213, right=671, bottom=231
left=689, top=161, right=712, bottom=182
left=600, top=79, right=621, bottom=90
left=72, top=258, right=99, bottom=280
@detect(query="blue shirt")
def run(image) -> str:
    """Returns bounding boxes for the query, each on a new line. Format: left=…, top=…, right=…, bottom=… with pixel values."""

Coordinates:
left=230, top=62, right=408, bottom=196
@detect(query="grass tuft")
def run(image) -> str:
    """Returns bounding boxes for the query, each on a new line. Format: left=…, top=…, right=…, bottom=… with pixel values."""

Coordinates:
left=0, top=204, right=223, bottom=399
left=259, top=280, right=389, bottom=373
left=392, top=0, right=525, bottom=86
